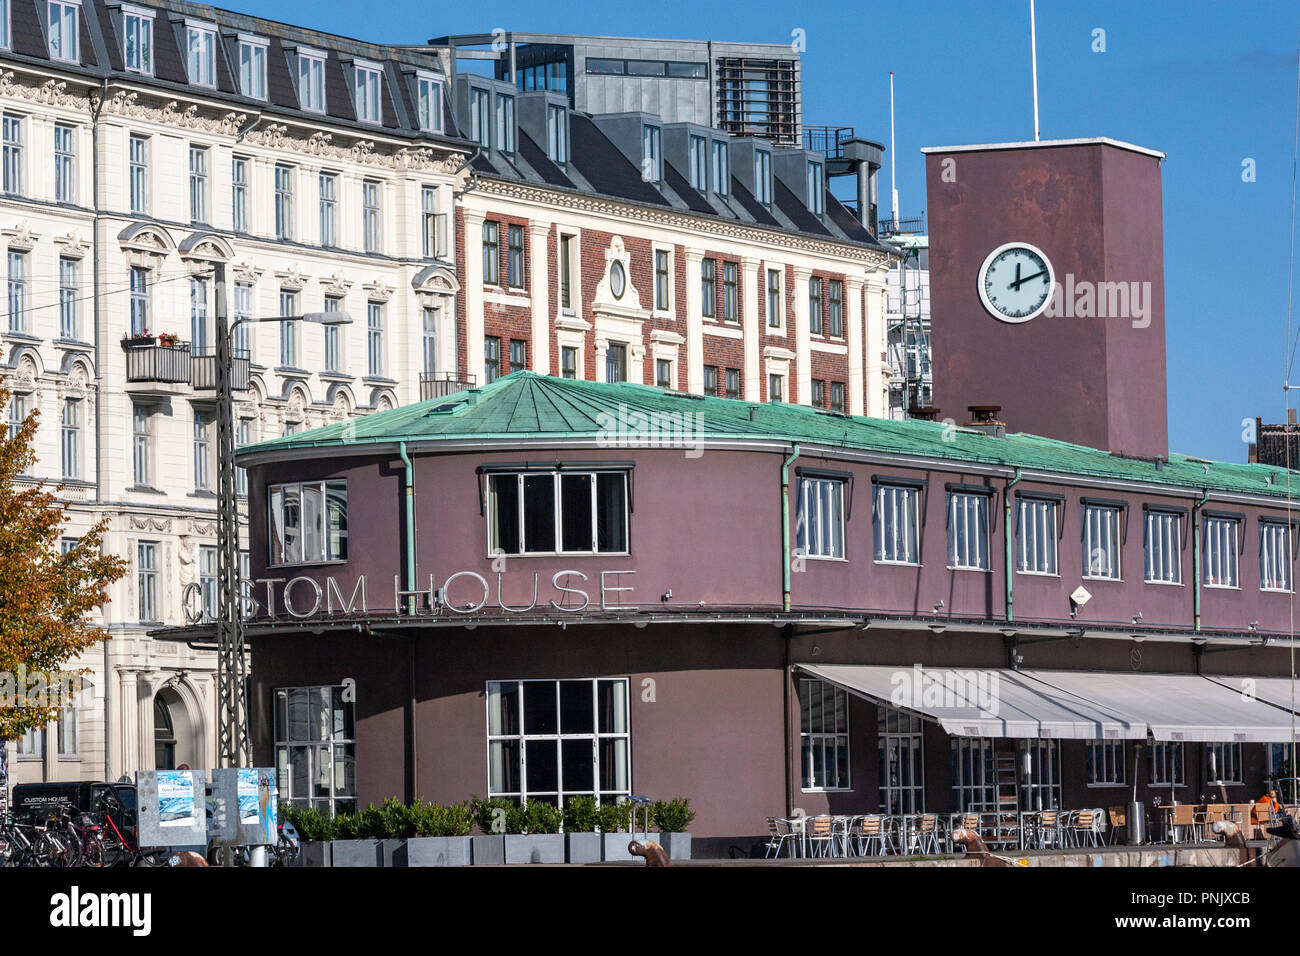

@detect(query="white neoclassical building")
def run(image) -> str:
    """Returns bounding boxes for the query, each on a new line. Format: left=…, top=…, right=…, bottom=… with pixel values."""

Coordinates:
left=2, top=1, right=466, bottom=784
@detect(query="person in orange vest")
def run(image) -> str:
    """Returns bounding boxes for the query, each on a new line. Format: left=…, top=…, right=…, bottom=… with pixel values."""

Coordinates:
left=1252, top=788, right=1282, bottom=835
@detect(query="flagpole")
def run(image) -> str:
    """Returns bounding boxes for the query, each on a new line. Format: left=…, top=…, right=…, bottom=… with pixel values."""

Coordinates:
left=1030, top=0, right=1041, bottom=140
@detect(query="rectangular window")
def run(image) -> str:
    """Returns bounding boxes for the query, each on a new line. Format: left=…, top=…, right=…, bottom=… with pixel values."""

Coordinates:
left=354, top=63, right=382, bottom=124
left=700, top=258, right=716, bottom=318
left=199, top=545, right=217, bottom=621
left=128, top=133, right=147, bottom=213
left=232, top=282, right=250, bottom=357
left=48, top=0, right=79, bottom=62
left=297, top=50, right=326, bottom=112
left=807, top=160, right=825, bottom=215
left=231, top=156, right=249, bottom=232
left=1206, top=742, right=1242, bottom=785
left=546, top=103, right=567, bottom=164
left=128, top=266, right=149, bottom=336
left=1261, top=520, right=1293, bottom=592
left=947, top=491, right=991, bottom=571
left=416, top=74, right=443, bottom=133
left=808, top=276, right=822, bottom=334
left=797, top=475, right=844, bottom=559
left=482, top=221, right=500, bottom=285
left=766, top=269, right=781, bottom=328
left=1085, top=739, right=1126, bottom=786
left=1016, top=496, right=1059, bottom=575
left=654, top=250, right=670, bottom=311
left=323, top=295, right=342, bottom=373
left=60, top=398, right=79, bottom=479
left=279, top=290, right=298, bottom=367
left=7, top=249, right=25, bottom=333
left=189, top=145, right=208, bottom=223
left=56, top=702, right=76, bottom=757
left=722, top=261, right=737, bottom=321
left=58, top=257, right=77, bottom=339
left=470, top=88, right=490, bottom=148
left=875, top=483, right=920, bottom=565
left=830, top=381, right=846, bottom=414
left=484, top=335, right=500, bottom=383
left=1149, top=742, right=1184, bottom=786
left=704, top=365, right=718, bottom=395
left=487, top=470, right=629, bottom=556
left=53, top=122, right=74, bottom=203
left=274, top=164, right=294, bottom=240
left=421, top=185, right=444, bottom=259
left=1202, top=515, right=1240, bottom=588
left=366, top=301, right=384, bottom=377
left=711, top=140, right=729, bottom=195
left=1144, top=509, right=1182, bottom=584
left=559, top=234, right=573, bottom=310
left=641, top=123, right=661, bottom=182
left=2, top=113, right=21, bottom=195
left=235, top=418, right=251, bottom=496
left=688, top=134, right=707, bottom=191
left=189, top=276, right=208, bottom=349
left=274, top=686, right=356, bottom=814
left=193, top=409, right=212, bottom=491
left=768, top=373, right=784, bottom=403
left=1083, top=503, right=1122, bottom=579
left=16, top=726, right=43, bottom=759
left=799, top=679, right=850, bottom=790
left=136, top=541, right=158, bottom=621
left=828, top=280, right=843, bottom=337
left=485, top=679, right=631, bottom=805
left=421, top=306, right=437, bottom=376
left=560, top=346, right=577, bottom=379
left=186, top=22, right=216, bottom=87
left=655, top=358, right=672, bottom=389
left=951, top=738, right=998, bottom=812
left=494, top=93, right=515, bottom=154
left=362, top=179, right=381, bottom=253
left=507, top=224, right=524, bottom=288
left=605, top=343, right=626, bottom=383
left=509, top=338, right=526, bottom=374
left=7, top=391, right=23, bottom=437
left=879, top=705, right=925, bottom=812
left=122, top=6, right=153, bottom=74
left=238, top=35, right=267, bottom=99
left=268, top=480, right=348, bottom=565
left=724, top=367, right=740, bottom=400
left=131, top=403, right=150, bottom=486
left=318, top=172, right=337, bottom=246
left=754, top=148, right=772, bottom=205
left=811, top=378, right=825, bottom=408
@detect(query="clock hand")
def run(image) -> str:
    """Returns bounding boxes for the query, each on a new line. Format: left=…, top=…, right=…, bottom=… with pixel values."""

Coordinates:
left=1013, top=262, right=1021, bottom=289
left=1010, top=269, right=1048, bottom=291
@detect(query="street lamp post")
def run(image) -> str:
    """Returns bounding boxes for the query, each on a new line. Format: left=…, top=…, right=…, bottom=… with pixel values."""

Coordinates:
left=213, top=260, right=351, bottom=770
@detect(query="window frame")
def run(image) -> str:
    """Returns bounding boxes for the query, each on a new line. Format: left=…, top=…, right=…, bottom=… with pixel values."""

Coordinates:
left=353, top=59, right=384, bottom=125
left=53, top=121, right=75, bottom=204
left=1, top=112, right=21, bottom=197
left=47, top=0, right=80, bottom=63
left=188, top=144, right=209, bottom=224
left=274, top=685, right=357, bottom=815
left=121, top=4, right=154, bottom=74
left=494, top=91, right=515, bottom=154
left=362, top=178, right=382, bottom=253
left=1015, top=494, right=1060, bottom=577
left=128, top=132, right=148, bottom=214
left=237, top=33, right=268, bottom=100
left=296, top=47, right=327, bottom=114
left=482, top=221, right=500, bottom=286
left=795, top=472, right=846, bottom=560
left=415, top=71, right=443, bottom=134
left=700, top=258, right=716, bottom=318
left=506, top=223, right=525, bottom=289
left=1260, top=518, right=1294, bottom=593
left=1082, top=500, right=1124, bottom=581
left=946, top=487, right=993, bottom=572
left=268, top=479, right=350, bottom=567
left=873, top=479, right=922, bottom=566
left=485, top=468, right=631, bottom=558
left=184, top=18, right=217, bottom=88
left=798, top=678, right=851, bottom=792
left=1143, top=506, right=1184, bottom=586
left=1201, top=512, right=1241, bottom=590
left=1085, top=738, right=1127, bottom=787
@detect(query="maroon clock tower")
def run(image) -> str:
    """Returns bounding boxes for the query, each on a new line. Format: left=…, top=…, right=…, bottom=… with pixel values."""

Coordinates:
left=923, top=138, right=1168, bottom=459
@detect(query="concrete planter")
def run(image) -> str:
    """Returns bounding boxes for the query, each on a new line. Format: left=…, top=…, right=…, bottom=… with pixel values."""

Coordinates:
left=565, top=832, right=603, bottom=864
left=329, top=839, right=383, bottom=867
left=295, top=841, right=331, bottom=867
left=470, top=834, right=505, bottom=865
left=402, top=836, right=472, bottom=867
left=602, top=832, right=660, bottom=861
left=504, top=833, right=564, bottom=864
left=380, top=839, right=405, bottom=867
left=659, top=832, right=692, bottom=860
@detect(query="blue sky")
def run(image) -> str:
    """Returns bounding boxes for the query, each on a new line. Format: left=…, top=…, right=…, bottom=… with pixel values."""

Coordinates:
left=256, top=0, right=1300, bottom=463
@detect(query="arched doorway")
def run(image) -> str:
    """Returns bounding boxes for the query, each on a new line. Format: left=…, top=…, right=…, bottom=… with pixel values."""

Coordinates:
left=153, top=685, right=199, bottom=770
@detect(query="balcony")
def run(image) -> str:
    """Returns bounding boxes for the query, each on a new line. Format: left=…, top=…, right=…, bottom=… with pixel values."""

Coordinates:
left=877, top=213, right=927, bottom=237
left=191, top=348, right=252, bottom=392
left=802, top=125, right=855, bottom=159
left=420, top=372, right=476, bottom=401
left=122, top=338, right=191, bottom=384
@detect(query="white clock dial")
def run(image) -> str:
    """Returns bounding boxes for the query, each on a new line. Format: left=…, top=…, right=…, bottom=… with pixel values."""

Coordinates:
left=977, top=242, right=1054, bottom=323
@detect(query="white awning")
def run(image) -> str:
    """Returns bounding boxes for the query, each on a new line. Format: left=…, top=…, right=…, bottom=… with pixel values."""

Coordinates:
left=795, top=664, right=1300, bottom=743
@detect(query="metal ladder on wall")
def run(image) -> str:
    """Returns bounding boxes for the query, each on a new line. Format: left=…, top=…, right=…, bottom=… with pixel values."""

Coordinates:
left=992, top=751, right=1020, bottom=848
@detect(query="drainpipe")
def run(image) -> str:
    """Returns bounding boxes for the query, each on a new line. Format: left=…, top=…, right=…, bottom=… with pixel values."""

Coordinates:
left=783, top=625, right=793, bottom=819
left=782, top=444, right=802, bottom=612
left=1192, top=489, right=1211, bottom=631
left=398, top=443, right=416, bottom=614
left=1005, top=469, right=1023, bottom=622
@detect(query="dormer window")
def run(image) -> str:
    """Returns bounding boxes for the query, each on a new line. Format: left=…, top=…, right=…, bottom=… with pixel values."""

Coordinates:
left=494, top=92, right=515, bottom=154
left=186, top=20, right=217, bottom=88
left=354, top=61, right=383, bottom=125
left=688, top=134, right=707, bottom=191
left=807, top=160, right=825, bottom=215
left=415, top=72, right=443, bottom=133
left=48, top=0, right=80, bottom=63
left=641, top=123, right=662, bottom=183
left=712, top=140, right=729, bottom=196
left=469, top=87, right=489, bottom=148
left=546, top=103, right=568, bottom=165
left=121, top=4, right=153, bottom=74
left=237, top=34, right=268, bottom=100
left=297, top=47, right=326, bottom=113
left=754, top=148, right=773, bottom=206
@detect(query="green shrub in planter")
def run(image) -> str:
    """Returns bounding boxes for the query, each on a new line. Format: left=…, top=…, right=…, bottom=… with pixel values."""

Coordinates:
left=651, top=798, right=695, bottom=833
left=563, top=795, right=599, bottom=832
left=332, top=811, right=363, bottom=840
left=281, top=804, right=336, bottom=843
left=410, top=801, right=474, bottom=837
left=595, top=802, right=628, bottom=833
left=470, top=796, right=521, bottom=835
left=519, top=800, right=563, bottom=835
left=373, top=797, right=414, bottom=838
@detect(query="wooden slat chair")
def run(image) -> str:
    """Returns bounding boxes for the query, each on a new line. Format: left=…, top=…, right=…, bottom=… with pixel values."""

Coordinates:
left=806, top=815, right=835, bottom=858
left=1106, top=806, right=1127, bottom=845
left=853, top=815, right=888, bottom=857
left=764, top=817, right=795, bottom=859
left=1070, top=809, right=1102, bottom=847
left=1170, top=804, right=1200, bottom=843
left=1035, top=809, right=1062, bottom=849
left=915, top=814, right=940, bottom=855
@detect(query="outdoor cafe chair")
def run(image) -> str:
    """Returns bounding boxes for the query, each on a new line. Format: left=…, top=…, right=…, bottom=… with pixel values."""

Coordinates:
left=1034, top=809, right=1062, bottom=849
left=1106, top=806, right=1126, bottom=845
left=764, top=817, right=796, bottom=859
left=806, top=815, right=835, bottom=858
left=853, top=815, right=888, bottom=857
left=1170, top=804, right=1200, bottom=844
left=915, top=814, right=940, bottom=854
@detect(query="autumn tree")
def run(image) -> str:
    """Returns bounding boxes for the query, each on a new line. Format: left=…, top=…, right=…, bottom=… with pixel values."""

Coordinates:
left=0, top=387, right=125, bottom=741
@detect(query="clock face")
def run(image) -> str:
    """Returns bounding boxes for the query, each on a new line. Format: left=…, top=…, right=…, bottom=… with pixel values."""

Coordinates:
left=610, top=261, right=627, bottom=300
left=977, top=242, right=1054, bottom=323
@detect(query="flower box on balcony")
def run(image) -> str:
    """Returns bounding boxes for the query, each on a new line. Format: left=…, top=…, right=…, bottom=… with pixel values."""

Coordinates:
left=122, top=335, right=156, bottom=348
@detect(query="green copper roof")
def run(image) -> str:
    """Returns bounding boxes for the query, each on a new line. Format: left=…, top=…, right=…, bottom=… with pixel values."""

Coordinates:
left=243, top=371, right=1299, bottom=500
